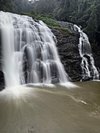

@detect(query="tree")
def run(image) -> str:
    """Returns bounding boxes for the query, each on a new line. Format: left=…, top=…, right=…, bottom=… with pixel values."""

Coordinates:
left=0, top=0, right=13, bottom=11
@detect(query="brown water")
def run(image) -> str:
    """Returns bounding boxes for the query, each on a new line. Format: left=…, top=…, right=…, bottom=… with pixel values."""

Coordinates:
left=0, top=81, right=100, bottom=133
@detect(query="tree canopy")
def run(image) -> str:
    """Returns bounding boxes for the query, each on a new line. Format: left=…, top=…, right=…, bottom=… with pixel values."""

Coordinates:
left=0, top=0, right=100, bottom=43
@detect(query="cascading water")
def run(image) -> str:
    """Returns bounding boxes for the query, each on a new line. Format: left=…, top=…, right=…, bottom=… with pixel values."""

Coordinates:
left=74, top=25, right=99, bottom=80
left=0, top=11, right=69, bottom=88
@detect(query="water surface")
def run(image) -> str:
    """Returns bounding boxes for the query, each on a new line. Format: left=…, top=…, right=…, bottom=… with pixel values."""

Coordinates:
left=0, top=81, right=100, bottom=133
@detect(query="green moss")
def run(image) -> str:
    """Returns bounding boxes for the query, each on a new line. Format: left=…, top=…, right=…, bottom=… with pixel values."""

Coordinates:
left=53, top=27, right=72, bottom=35
left=22, top=12, right=71, bottom=36
left=35, top=15, right=60, bottom=27
left=37, top=15, right=72, bottom=35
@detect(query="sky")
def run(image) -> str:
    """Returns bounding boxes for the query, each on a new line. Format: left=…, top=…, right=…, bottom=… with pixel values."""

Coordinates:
left=28, top=0, right=39, bottom=2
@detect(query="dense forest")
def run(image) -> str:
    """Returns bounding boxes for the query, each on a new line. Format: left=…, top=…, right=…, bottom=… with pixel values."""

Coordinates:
left=0, top=0, right=100, bottom=44
left=32, top=0, right=100, bottom=44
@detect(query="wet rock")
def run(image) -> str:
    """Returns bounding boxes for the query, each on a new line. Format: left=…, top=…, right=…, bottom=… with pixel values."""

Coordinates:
left=91, top=42, right=100, bottom=76
left=51, top=22, right=82, bottom=81
left=0, top=71, right=5, bottom=91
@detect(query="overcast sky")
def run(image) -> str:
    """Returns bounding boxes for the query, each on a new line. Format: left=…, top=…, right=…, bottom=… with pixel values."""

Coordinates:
left=28, top=0, right=39, bottom=2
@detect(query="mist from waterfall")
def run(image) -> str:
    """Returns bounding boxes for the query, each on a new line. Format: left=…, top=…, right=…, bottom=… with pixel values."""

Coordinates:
left=74, top=25, right=99, bottom=80
left=0, top=11, right=69, bottom=88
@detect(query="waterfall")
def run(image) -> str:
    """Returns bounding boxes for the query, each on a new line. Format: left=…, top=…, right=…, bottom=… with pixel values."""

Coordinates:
left=74, top=25, right=99, bottom=80
left=0, top=11, right=69, bottom=87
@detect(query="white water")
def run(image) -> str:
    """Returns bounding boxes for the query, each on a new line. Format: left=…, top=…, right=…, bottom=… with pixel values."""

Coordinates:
left=0, top=11, right=69, bottom=87
left=74, top=25, right=99, bottom=80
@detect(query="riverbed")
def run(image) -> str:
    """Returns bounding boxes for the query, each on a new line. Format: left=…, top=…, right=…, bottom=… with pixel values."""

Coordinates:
left=0, top=81, right=100, bottom=133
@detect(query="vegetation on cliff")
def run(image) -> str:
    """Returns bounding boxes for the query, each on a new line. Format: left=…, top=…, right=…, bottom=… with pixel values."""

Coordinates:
left=32, top=0, right=100, bottom=44
left=0, top=0, right=100, bottom=44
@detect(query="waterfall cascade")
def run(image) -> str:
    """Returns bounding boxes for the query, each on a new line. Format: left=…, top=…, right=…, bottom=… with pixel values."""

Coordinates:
left=0, top=11, right=69, bottom=87
left=74, top=25, right=99, bottom=80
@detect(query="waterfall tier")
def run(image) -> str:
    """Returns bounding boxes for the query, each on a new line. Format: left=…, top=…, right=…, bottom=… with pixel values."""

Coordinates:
left=0, top=11, right=69, bottom=87
left=74, top=25, right=99, bottom=80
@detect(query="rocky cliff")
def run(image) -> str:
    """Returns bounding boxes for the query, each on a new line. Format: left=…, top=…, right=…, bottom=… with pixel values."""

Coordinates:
left=91, top=43, right=100, bottom=75
left=52, top=21, right=100, bottom=81
left=51, top=22, right=81, bottom=81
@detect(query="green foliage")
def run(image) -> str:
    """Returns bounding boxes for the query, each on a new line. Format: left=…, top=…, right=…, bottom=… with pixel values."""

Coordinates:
left=0, top=0, right=100, bottom=43
left=32, top=0, right=100, bottom=43
left=36, top=15, right=60, bottom=28
left=0, top=0, right=13, bottom=11
left=22, top=12, right=71, bottom=35
left=35, top=14, right=72, bottom=35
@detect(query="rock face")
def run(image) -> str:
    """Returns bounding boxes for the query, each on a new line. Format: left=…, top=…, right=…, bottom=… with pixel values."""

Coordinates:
left=51, top=22, right=82, bottom=81
left=52, top=21, right=100, bottom=81
left=91, top=43, right=100, bottom=75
